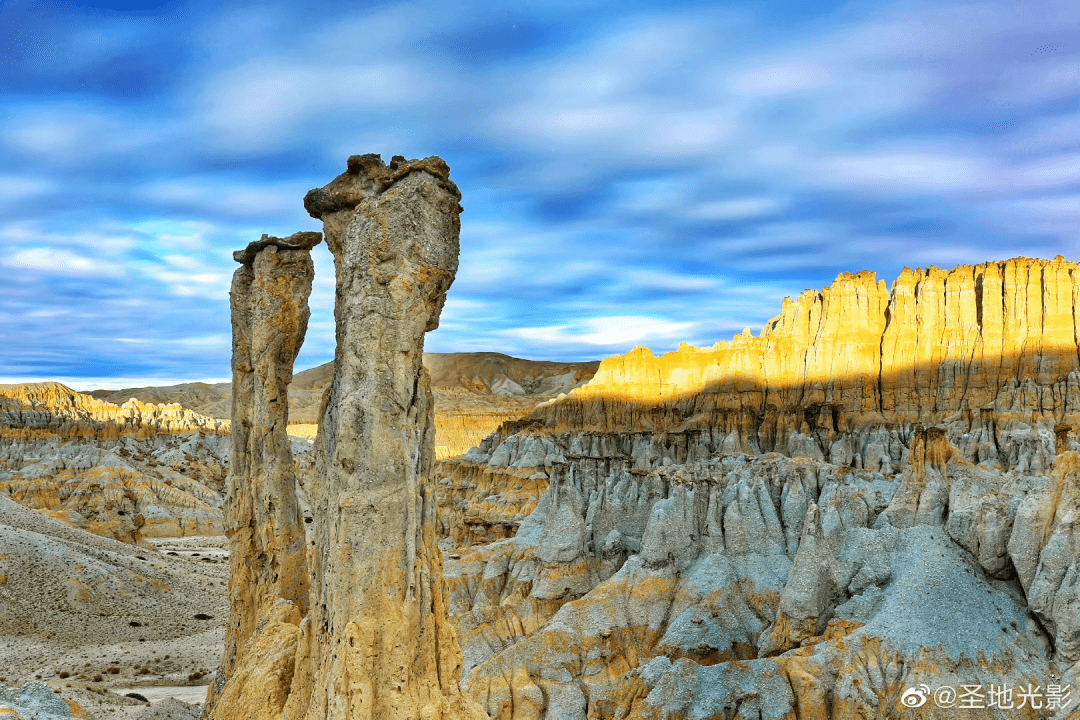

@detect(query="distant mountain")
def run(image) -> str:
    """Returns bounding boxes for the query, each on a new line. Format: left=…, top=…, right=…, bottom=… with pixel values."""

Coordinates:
left=90, top=352, right=599, bottom=459
left=91, top=352, right=599, bottom=424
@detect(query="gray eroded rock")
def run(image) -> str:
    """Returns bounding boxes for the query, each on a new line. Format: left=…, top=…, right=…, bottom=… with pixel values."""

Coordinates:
left=442, top=420, right=1078, bottom=719
left=0, top=682, right=72, bottom=720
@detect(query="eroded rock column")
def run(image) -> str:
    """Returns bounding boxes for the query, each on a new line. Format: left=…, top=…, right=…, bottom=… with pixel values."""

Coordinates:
left=207, top=231, right=321, bottom=720
left=285, top=155, right=485, bottom=720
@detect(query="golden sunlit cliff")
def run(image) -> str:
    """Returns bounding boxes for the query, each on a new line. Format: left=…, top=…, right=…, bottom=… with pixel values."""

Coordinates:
left=536, top=256, right=1080, bottom=473
left=1, top=383, right=226, bottom=441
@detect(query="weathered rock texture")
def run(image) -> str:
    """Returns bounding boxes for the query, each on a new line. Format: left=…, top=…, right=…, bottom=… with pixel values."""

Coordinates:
left=205, top=232, right=320, bottom=720
left=0, top=384, right=228, bottom=544
left=275, top=154, right=486, bottom=720
left=0, top=681, right=75, bottom=719
left=1, top=383, right=224, bottom=441
left=205, top=156, right=486, bottom=720
left=542, top=257, right=1080, bottom=473
left=434, top=257, right=1080, bottom=720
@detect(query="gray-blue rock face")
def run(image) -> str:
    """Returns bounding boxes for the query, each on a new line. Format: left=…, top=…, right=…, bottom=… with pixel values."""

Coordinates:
left=0, top=682, right=73, bottom=720
left=441, top=420, right=1080, bottom=719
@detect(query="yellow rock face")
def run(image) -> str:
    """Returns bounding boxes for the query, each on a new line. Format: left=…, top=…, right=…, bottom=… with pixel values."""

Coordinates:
left=207, top=600, right=303, bottom=720
left=284, top=155, right=486, bottom=720
left=0, top=466, right=224, bottom=545
left=0, top=382, right=226, bottom=441
left=209, top=157, right=488, bottom=720
left=435, top=408, right=538, bottom=461
left=551, top=257, right=1080, bottom=464
left=207, top=232, right=318, bottom=720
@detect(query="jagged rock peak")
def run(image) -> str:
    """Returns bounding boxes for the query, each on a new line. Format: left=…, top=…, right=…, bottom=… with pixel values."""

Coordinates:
left=232, top=231, right=322, bottom=265
left=553, top=255, right=1077, bottom=411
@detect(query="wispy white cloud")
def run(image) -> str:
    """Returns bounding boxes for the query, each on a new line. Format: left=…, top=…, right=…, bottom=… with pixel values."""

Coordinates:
left=138, top=179, right=310, bottom=217
left=129, top=219, right=216, bottom=251
left=1, top=0, right=1077, bottom=380
left=1016, top=154, right=1080, bottom=189
left=620, top=270, right=721, bottom=293
left=3, top=247, right=114, bottom=275
left=195, top=61, right=436, bottom=148
left=689, top=197, right=786, bottom=221
left=2, top=105, right=172, bottom=163
left=503, top=315, right=697, bottom=349
left=808, top=148, right=1002, bottom=195
left=0, top=176, right=54, bottom=201
left=0, top=220, right=138, bottom=251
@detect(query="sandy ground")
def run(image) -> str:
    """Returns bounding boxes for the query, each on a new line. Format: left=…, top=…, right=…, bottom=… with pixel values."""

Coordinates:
left=0, top=496, right=228, bottom=718
left=286, top=423, right=318, bottom=439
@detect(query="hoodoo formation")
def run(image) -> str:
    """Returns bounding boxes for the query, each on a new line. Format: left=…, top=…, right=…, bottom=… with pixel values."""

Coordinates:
left=205, top=231, right=321, bottom=719
left=288, top=155, right=486, bottom=720
left=206, top=156, right=486, bottom=720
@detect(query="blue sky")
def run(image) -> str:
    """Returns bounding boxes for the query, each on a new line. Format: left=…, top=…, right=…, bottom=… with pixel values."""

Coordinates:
left=1, top=0, right=1077, bottom=388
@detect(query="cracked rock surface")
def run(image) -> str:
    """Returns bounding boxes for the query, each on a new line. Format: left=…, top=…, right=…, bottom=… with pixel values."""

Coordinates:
left=284, top=155, right=485, bottom=720
left=205, top=157, right=485, bottom=720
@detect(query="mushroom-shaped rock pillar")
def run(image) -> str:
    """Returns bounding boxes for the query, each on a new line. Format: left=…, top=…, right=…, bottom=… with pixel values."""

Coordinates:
left=284, top=155, right=487, bottom=720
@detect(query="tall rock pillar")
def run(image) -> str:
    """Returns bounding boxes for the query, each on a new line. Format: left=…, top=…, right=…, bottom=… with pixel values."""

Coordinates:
left=286, top=154, right=485, bottom=720
left=207, top=231, right=322, bottom=720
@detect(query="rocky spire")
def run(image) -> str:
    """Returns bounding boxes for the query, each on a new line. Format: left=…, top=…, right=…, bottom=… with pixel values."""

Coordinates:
left=206, top=230, right=321, bottom=720
left=281, top=155, right=486, bottom=720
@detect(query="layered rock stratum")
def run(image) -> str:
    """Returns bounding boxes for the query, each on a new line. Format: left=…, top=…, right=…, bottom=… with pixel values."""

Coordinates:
left=0, top=383, right=228, bottom=544
left=436, top=256, right=1080, bottom=719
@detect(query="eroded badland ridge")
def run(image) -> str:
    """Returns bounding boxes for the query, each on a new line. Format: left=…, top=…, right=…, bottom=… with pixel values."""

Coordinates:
left=0, top=384, right=229, bottom=720
left=0, top=382, right=229, bottom=544
left=438, top=255, right=1080, bottom=720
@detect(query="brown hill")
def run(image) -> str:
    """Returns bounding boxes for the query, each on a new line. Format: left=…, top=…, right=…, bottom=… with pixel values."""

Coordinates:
left=92, top=353, right=598, bottom=421
left=92, top=352, right=599, bottom=459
